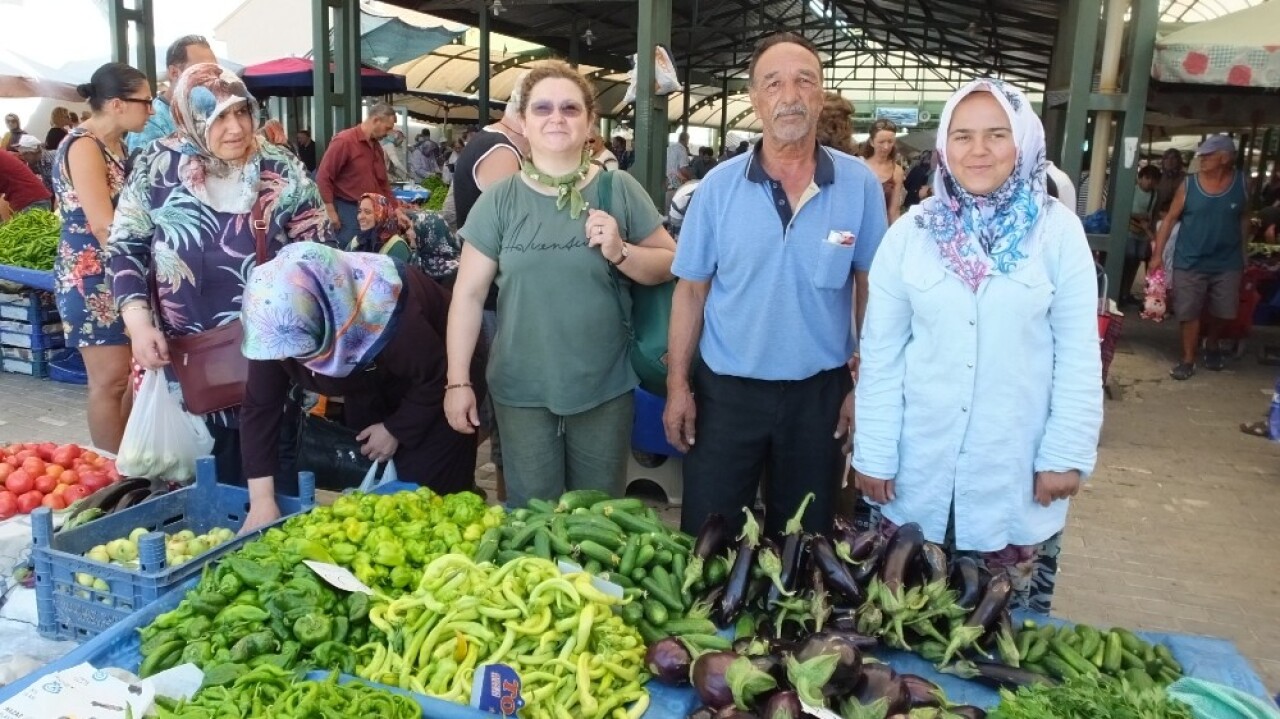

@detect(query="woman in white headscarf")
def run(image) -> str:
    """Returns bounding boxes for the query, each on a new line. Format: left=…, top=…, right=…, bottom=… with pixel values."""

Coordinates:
left=852, top=79, right=1103, bottom=613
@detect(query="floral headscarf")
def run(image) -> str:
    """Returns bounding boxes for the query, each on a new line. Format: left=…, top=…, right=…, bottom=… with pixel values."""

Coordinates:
left=353, top=193, right=402, bottom=252
left=916, top=78, right=1050, bottom=292
left=241, top=242, right=404, bottom=378
left=168, top=62, right=262, bottom=214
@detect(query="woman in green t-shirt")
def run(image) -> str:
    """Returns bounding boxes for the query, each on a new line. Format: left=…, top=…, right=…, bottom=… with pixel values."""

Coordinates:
left=445, top=60, right=677, bottom=509
left=348, top=192, right=412, bottom=262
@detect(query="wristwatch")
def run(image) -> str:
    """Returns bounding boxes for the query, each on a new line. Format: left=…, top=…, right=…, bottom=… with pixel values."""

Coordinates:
left=610, top=243, right=630, bottom=266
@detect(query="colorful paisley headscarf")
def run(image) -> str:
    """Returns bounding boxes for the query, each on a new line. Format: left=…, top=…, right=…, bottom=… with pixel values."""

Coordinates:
left=353, top=193, right=402, bottom=252
left=915, top=78, right=1050, bottom=292
left=168, top=62, right=262, bottom=214
left=241, top=242, right=404, bottom=378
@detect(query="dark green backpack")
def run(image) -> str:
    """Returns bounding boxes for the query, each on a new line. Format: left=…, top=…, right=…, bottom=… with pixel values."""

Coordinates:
left=599, top=171, right=677, bottom=396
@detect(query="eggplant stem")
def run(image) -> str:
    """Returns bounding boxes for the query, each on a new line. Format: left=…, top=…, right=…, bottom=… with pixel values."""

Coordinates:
left=783, top=492, right=816, bottom=536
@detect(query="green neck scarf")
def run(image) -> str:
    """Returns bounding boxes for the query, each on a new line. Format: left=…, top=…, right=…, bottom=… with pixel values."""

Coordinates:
left=521, top=152, right=593, bottom=219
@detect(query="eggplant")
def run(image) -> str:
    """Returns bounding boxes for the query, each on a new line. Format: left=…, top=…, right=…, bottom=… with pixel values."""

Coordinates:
left=646, top=637, right=693, bottom=686
left=898, top=674, right=945, bottom=708
left=949, top=556, right=983, bottom=610
left=965, top=573, right=1013, bottom=635
left=766, top=494, right=815, bottom=606
left=748, top=653, right=785, bottom=681
left=852, top=663, right=910, bottom=716
left=691, top=652, right=739, bottom=710
left=757, top=538, right=793, bottom=601
left=852, top=534, right=888, bottom=585
left=760, top=690, right=803, bottom=719
left=113, top=487, right=153, bottom=513
left=81, top=477, right=150, bottom=514
left=685, top=514, right=730, bottom=594
left=951, top=707, right=987, bottom=719
left=944, top=659, right=1057, bottom=690
left=716, top=509, right=763, bottom=624
left=809, top=535, right=864, bottom=603
left=822, top=628, right=879, bottom=652
left=847, top=530, right=883, bottom=563
left=920, top=542, right=949, bottom=585
left=879, top=522, right=925, bottom=594
left=832, top=513, right=858, bottom=537
left=793, top=632, right=863, bottom=696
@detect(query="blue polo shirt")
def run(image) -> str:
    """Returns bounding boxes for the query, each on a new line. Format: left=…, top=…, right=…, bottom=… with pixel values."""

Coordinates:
left=673, top=142, right=887, bottom=380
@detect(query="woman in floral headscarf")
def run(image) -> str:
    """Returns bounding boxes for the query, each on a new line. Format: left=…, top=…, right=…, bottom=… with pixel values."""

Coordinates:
left=349, top=192, right=411, bottom=261
left=852, top=79, right=1103, bottom=613
left=109, top=62, right=333, bottom=486
left=237, top=242, right=483, bottom=531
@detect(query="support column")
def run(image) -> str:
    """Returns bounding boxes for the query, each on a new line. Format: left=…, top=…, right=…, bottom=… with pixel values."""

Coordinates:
left=1043, top=0, right=1101, bottom=177
left=718, top=75, right=730, bottom=153
left=635, top=0, right=673, bottom=207
left=109, top=0, right=157, bottom=86
left=312, top=0, right=362, bottom=158
left=478, top=4, right=491, bottom=121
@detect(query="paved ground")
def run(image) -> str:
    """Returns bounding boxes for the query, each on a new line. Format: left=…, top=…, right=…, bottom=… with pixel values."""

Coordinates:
left=2, top=316, right=1277, bottom=689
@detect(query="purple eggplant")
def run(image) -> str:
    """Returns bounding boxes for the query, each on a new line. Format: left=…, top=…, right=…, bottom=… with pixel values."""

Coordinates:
left=833, top=513, right=858, bottom=537
left=920, top=542, right=949, bottom=585
left=951, top=707, right=987, bottom=719
left=766, top=494, right=815, bottom=606
left=760, top=691, right=803, bottom=719
left=852, top=663, right=910, bottom=716
left=684, top=513, right=730, bottom=594
left=943, top=659, right=1057, bottom=690
left=793, top=631, right=863, bottom=696
left=899, top=674, right=945, bottom=708
left=852, top=534, right=888, bottom=585
left=758, top=538, right=793, bottom=601
left=879, top=522, right=925, bottom=594
left=949, top=556, right=983, bottom=610
left=693, top=651, right=777, bottom=712
left=716, top=509, right=763, bottom=624
left=965, top=573, right=1013, bottom=635
left=810, top=535, right=864, bottom=603
left=749, top=653, right=785, bottom=681
left=646, top=637, right=693, bottom=685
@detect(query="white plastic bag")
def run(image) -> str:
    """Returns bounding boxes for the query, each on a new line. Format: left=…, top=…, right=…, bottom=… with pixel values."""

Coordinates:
left=623, top=45, right=682, bottom=105
left=356, top=460, right=399, bottom=493
left=115, top=371, right=215, bottom=481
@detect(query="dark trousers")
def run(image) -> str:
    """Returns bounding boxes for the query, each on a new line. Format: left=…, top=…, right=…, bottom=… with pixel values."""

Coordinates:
left=680, top=360, right=852, bottom=538
left=206, top=398, right=301, bottom=494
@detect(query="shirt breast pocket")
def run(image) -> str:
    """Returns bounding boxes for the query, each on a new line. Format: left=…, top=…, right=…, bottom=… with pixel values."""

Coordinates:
left=812, top=241, right=855, bottom=290
left=1004, top=263, right=1055, bottom=318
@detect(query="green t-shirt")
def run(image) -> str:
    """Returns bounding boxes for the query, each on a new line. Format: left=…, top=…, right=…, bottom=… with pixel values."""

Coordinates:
left=460, top=170, right=663, bottom=414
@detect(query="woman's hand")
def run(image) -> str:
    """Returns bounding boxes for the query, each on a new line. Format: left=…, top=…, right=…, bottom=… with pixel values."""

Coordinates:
left=357, top=423, right=399, bottom=461
left=444, top=386, right=479, bottom=434
left=1033, top=470, right=1081, bottom=506
left=129, top=323, right=170, bottom=369
left=239, top=496, right=281, bottom=535
left=585, top=209, right=625, bottom=264
left=854, top=471, right=895, bottom=505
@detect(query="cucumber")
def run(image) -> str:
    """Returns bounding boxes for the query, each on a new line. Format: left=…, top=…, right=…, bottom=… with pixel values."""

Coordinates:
left=660, top=618, right=719, bottom=635
left=1051, top=640, right=1100, bottom=676
left=564, top=513, right=625, bottom=535
left=567, top=526, right=624, bottom=551
left=590, top=498, right=646, bottom=515
left=527, top=498, right=556, bottom=515
left=533, top=528, right=552, bottom=560
left=620, top=602, right=644, bottom=625
left=1024, top=637, right=1049, bottom=664
left=1111, top=628, right=1145, bottom=654
left=1121, top=649, right=1147, bottom=671
left=618, top=535, right=641, bottom=576
left=584, top=559, right=603, bottom=575
left=1042, top=655, right=1081, bottom=681
left=632, top=566, right=648, bottom=581
left=507, top=516, right=550, bottom=549
left=1103, top=632, right=1124, bottom=673
left=495, top=549, right=524, bottom=565
left=473, top=529, right=500, bottom=563
left=635, top=543, right=657, bottom=568
left=650, top=565, right=678, bottom=599
left=557, top=490, right=613, bottom=512
left=578, top=540, right=621, bottom=568
left=679, top=633, right=732, bottom=652
left=706, top=556, right=730, bottom=586
left=641, top=576, right=685, bottom=613
left=548, top=521, right=574, bottom=556
left=608, top=510, right=667, bottom=536
left=636, top=620, right=665, bottom=645
left=644, top=600, right=669, bottom=626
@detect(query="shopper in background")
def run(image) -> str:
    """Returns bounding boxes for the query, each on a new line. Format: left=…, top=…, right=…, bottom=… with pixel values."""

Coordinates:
left=52, top=62, right=152, bottom=453
left=45, top=106, right=74, bottom=150
left=16, top=135, right=53, bottom=195
left=126, top=35, right=217, bottom=154
left=816, top=91, right=857, bottom=156
left=854, top=79, right=1103, bottom=613
left=903, top=150, right=933, bottom=209
left=2, top=113, right=27, bottom=152
left=611, top=136, right=633, bottom=171
left=292, top=129, right=317, bottom=173
left=316, top=104, right=397, bottom=246
left=861, top=117, right=905, bottom=224
left=667, top=33, right=886, bottom=537
left=446, top=61, right=675, bottom=509
left=1155, top=148, right=1187, bottom=218
left=689, top=146, right=718, bottom=179
left=110, top=63, right=333, bottom=486
left=587, top=128, right=619, bottom=171
left=409, top=128, right=441, bottom=181
left=239, top=242, right=482, bottom=531
left=348, top=192, right=412, bottom=262
left=1120, top=165, right=1161, bottom=307
left=0, top=150, right=51, bottom=215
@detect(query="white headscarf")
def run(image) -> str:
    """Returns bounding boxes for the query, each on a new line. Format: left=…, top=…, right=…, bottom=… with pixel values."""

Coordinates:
left=916, top=78, right=1050, bottom=292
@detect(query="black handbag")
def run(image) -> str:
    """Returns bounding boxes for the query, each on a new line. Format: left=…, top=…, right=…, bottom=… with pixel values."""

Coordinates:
left=294, top=413, right=373, bottom=491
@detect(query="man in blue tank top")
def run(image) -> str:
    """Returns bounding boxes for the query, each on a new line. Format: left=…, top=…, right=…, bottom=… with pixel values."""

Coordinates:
left=1151, top=135, right=1248, bottom=380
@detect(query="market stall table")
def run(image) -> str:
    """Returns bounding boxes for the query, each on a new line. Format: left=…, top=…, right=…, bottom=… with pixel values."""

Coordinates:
left=393, top=183, right=432, bottom=205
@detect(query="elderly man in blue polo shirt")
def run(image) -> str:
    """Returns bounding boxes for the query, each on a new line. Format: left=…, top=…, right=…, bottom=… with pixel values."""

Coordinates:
left=665, top=32, right=888, bottom=537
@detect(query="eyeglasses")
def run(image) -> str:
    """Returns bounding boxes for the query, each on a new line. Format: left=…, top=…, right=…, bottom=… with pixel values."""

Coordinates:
left=528, top=101, right=585, bottom=118
left=120, top=98, right=155, bottom=110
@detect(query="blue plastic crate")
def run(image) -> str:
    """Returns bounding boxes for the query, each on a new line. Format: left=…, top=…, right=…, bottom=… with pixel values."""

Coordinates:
left=0, top=318, right=64, bottom=350
left=31, top=457, right=317, bottom=641
left=0, top=290, right=58, bottom=323
left=48, top=348, right=88, bottom=385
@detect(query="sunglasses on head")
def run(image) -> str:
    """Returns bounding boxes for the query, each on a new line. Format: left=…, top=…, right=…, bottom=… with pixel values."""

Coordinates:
left=873, top=119, right=898, bottom=132
left=528, top=100, right=585, bottom=118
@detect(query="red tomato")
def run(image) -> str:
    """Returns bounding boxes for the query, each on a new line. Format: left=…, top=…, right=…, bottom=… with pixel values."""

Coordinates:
left=21, top=457, right=45, bottom=477
left=4, top=455, right=20, bottom=469
left=20, top=443, right=38, bottom=452
left=81, top=450, right=100, bottom=464
left=63, top=484, right=91, bottom=503
left=0, top=464, right=10, bottom=482
left=51, top=483, right=67, bottom=496
left=4, top=469, right=33, bottom=495
left=78, top=472, right=110, bottom=492
left=36, top=443, right=56, bottom=462
left=44, top=464, right=63, bottom=479
left=41, top=493, right=67, bottom=511
left=13, top=450, right=35, bottom=464
left=0, top=491, right=16, bottom=519
left=33, top=473, right=57, bottom=495
left=16, top=491, right=43, bottom=514
left=51, top=445, right=79, bottom=467
left=59, top=469, right=78, bottom=485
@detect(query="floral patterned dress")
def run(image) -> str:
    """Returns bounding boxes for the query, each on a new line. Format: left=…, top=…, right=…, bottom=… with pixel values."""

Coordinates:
left=52, top=128, right=129, bottom=346
left=107, top=139, right=333, bottom=424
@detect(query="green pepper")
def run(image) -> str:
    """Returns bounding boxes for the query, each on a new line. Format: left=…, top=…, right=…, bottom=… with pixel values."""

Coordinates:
left=180, top=640, right=214, bottom=666
left=181, top=616, right=213, bottom=641
left=330, top=542, right=358, bottom=565
left=216, top=572, right=244, bottom=600
left=371, top=542, right=406, bottom=567
left=230, top=630, right=278, bottom=663
left=188, top=591, right=228, bottom=617
left=311, top=640, right=356, bottom=674
left=225, top=556, right=281, bottom=587
left=214, top=604, right=270, bottom=627
left=293, top=613, right=333, bottom=648
left=347, top=592, right=370, bottom=622
left=141, top=629, right=181, bottom=656
left=389, top=565, right=415, bottom=589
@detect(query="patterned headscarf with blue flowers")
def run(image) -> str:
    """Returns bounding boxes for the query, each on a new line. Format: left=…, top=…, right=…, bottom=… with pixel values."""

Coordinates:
left=167, top=62, right=262, bottom=214
left=917, top=78, right=1050, bottom=292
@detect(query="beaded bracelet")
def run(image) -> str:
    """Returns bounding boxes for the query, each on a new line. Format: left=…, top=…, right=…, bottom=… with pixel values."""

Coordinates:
left=444, top=382, right=473, bottom=391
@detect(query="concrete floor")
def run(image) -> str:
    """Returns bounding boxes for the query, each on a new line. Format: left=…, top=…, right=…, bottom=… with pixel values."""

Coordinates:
left=2, top=316, right=1277, bottom=689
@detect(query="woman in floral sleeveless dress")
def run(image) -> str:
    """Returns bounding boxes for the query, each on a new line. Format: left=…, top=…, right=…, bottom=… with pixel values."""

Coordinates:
left=52, top=62, right=152, bottom=452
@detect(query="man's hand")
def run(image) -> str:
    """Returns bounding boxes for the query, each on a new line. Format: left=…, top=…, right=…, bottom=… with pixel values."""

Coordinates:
left=326, top=203, right=341, bottom=230
left=854, top=471, right=895, bottom=505
left=834, top=391, right=853, bottom=454
left=663, top=386, right=697, bottom=453
left=357, top=423, right=399, bottom=462
left=1033, top=470, right=1081, bottom=507
left=1147, top=254, right=1164, bottom=273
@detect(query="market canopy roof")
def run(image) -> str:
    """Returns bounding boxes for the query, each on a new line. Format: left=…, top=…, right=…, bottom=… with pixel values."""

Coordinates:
left=1152, top=1, right=1280, bottom=89
left=0, top=50, right=81, bottom=101
left=242, top=57, right=407, bottom=97
left=358, top=11, right=465, bottom=70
